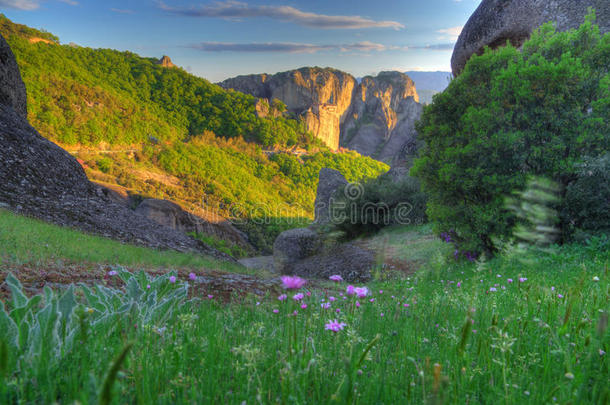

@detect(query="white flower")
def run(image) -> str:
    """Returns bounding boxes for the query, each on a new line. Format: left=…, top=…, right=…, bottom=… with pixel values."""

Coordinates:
left=592, top=276, right=600, bottom=282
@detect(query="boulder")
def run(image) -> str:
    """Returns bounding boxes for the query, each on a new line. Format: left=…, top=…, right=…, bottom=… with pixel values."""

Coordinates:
left=135, top=198, right=251, bottom=248
left=0, top=33, right=27, bottom=118
left=0, top=33, right=231, bottom=261
left=273, top=227, right=321, bottom=273
left=452, top=0, right=610, bottom=76
left=313, top=168, right=348, bottom=226
left=289, top=242, right=373, bottom=282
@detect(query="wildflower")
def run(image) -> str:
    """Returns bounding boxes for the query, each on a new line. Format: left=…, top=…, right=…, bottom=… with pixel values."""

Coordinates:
left=336, top=308, right=341, bottom=313
left=108, top=270, right=118, bottom=276
left=519, top=277, right=527, bottom=283
left=472, top=329, right=477, bottom=333
left=329, top=296, right=336, bottom=302
left=489, top=287, right=497, bottom=292
left=256, top=302, right=260, bottom=306
left=369, top=298, right=375, bottom=303
left=379, top=290, right=383, bottom=294
left=507, top=279, right=513, bottom=284
left=380, top=313, right=384, bottom=317
left=593, top=276, right=600, bottom=282
left=558, top=294, right=564, bottom=299
left=146, top=284, right=151, bottom=289
left=329, top=275, right=344, bottom=282
left=86, top=307, right=94, bottom=314
left=306, top=291, right=312, bottom=297
left=600, top=349, right=606, bottom=356
left=281, top=275, right=306, bottom=289
left=325, top=319, right=347, bottom=332
left=169, top=276, right=177, bottom=283
left=403, top=303, right=410, bottom=308
left=354, top=286, right=369, bottom=298
left=188, top=272, right=197, bottom=281
left=278, top=294, right=287, bottom=301
left=293, top=293, right=304, bottom=301
left=457, top=282, right=462, bottom=288
left=564, top=372, right=574, bottom=380
left=497, top=274, right=502, bottom=278
left=356, top=301, right=361, bottom=308
left=207, top=294, right=214, bottom=299
left=273, top=309, right=279, bottom=314
left=346, top=285, right=356, bottom=295
left=301, top=304, right=308, bottom=309
left=321, top=302, right=331, bottom=309
left=551, top=286, right=555, bottom=291
left=292, top=310, right=298, bottom=316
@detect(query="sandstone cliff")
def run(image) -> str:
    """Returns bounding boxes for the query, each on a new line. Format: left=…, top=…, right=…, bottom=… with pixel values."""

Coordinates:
left=342, top=72, right=422, bottom=165
left=220, top=68, right=422, bottom=164
left=220, top=67, right=357, bottom=150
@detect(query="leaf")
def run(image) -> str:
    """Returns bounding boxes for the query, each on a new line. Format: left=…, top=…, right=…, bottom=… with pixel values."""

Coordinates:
left=99, top=342, right=133, bottom=405
left=0, top=301, right=18, bottom=349
left=5, top=273, right=28, bottom=309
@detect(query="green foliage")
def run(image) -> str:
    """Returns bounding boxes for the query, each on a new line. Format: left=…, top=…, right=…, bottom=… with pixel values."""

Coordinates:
left=332, top=175, right=428, bottom=239
left=188, top=232, right=249, bottom=259
left=0, top=14, right=313, bottom=148
left=412, top=13, right=610, bottom=254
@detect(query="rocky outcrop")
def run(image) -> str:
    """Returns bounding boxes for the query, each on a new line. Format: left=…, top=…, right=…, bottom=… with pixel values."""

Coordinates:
left=273, top=228, right=321, bottom=274
left=220, top=67, right=358, bottom=150
left=221, top=68, right=423, bottom=164
left=452, top=0, right=610, bottom=75
left=157, top=55, right=176, bottom=68
left=342, top=72, right=423, bottom=165
left=0, top=34, right=27, bottom=118
left=135, top=198, right=251, bottom=249
left=0, top=33, right=231, bottom=260
left=313, top=168, right=348, bottom=226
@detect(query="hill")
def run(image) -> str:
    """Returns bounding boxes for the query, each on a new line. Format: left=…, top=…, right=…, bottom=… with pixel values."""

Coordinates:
left=0, top=15, right=388, bottom=252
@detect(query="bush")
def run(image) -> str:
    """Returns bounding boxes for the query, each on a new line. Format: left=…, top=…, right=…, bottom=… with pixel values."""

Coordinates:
left=331, top=175, right=427, bottom=239
left=412, top=13, right=610, bottom=254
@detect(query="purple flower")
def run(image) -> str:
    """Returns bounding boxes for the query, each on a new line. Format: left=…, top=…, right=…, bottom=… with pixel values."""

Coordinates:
left=356, top=301, right=361, bottom=308
left=380, top=313, right=384, bottom=317
left=293, top=293, right=304, bottom=301
left=507, top=279, right=513, bottom=284
left=301, top=304, right=308, bottom=309
left=354, top=287, right=369, bottom=298
left=457, top=282, right=462, bottom=288
left=379, top=290, right=383, bottom=294
left=346, top=285, right=356, bottom=295
left=321, top=302, right=331, bottom=309
left=336, top=308, right=341, bottom=313
left=146, top=284, right=151, bottom=289
left=551, top=286, right=555, bottom=291
left=329, top=296, right=336, bottom=302
left=207, top=294, right=214, bottom=299
left=108, top=270, right=118, bottom=276
left=189, top=272, right=197, bottom=281
left=403, top=303, right=410, bottom=308
left=325, top=319, right=347, bottom=332
left=519, top=277, right=527, bottom=283
left=169, top=276, right=177, bottom=283
left=278, top=294, right=287, bottom=301
left=273, top=309, right=279, bottom=314
left=306, top=291, right=312, bottom=297
left=281, top=275, right=307, bottom=289
left=558, top=294, right=564, bottom=299
left=489, top=287, right=497, bottom=292
left=329, top=275, right=344, bottom=282
left=369, top=298, right=375, bottom=303
left=256, top=302, right=261, bottom=306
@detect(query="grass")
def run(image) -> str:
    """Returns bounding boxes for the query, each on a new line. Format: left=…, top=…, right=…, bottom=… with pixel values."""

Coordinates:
left=0, top=222, right=608, bottom=403
left=0, top=209, right=247, bottom=274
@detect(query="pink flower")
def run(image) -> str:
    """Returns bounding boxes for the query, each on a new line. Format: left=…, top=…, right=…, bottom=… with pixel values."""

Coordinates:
left=356, top=301, right=361, bottom=308
left=519, top=277, right=527, bottom=283
left=329, top=296, right=336, bottom=302
left=369, top=298, right=375, bottom=303
left=355, top=287, right=369, bottom=298
left=207, top=294, right=214, bottom=299
left=273, top=309, right=279, bottom=314
left=293, top=293, right=304, bottom=301
left=321, top=302, right=331, bottom=309
left=278, top=294, right=288, bottom=301
left=380, top=313, right=384, bottom=317
left=108, top=270, right=118, bottom=276
left=281, top=275, right=307, bottom=289
left=325, top=319, right=347, bottom=332
left=403, top=303, right=410, bottom=308
left=457, top=282, right=462, bottom=288
left=189, top=272, right=197, bottom=281
left=489, top=287, right=497, bottom=292
left=301, top=304, right=308, bottom=309
left=306, top=291, right=312, bottom=297
left=558, top=294, right=564, bottom=299
left=336, top=308, right=341, bottom=313
left=169, top=276, right=177, bottom=283
left=292, top=310, right=298, bottom=316
left=329, top=275, right=344, bottom=282
left=551, top=286, right=555, bottom=291
left=146, top=284, right=151, bottom=289
left=346, top=285, right=356, bottom=295
left=379, top=290, right=383, bottom=294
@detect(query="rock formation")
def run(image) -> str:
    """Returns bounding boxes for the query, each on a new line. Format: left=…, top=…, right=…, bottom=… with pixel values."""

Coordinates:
left=157, top=55, right=176, bottom=68
left=342, top=72, right=423, bottom=165
left=220, top=68, right=423, bottom=164
left=0, top=33, right=230, bottom=260
left=135, top=198, right=251, bottom=249
left=452, top=0, right=610, bottom=76
left=313, top=168, right=348, bottom=226
left=220, top=67, right=357, bottom=150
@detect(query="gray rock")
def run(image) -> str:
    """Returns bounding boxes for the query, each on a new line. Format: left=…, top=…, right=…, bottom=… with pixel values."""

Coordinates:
left=314, top=168, right=348, bottom=225
left=290, top=242, right=373, bottom=282
left=0, top=33, right=27, bottom=118
left=452, top=0, right=610, bottom=76
left=273, top=228, right=321, bottom=273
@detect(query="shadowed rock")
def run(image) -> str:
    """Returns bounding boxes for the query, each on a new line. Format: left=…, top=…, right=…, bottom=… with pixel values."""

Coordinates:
left=452, top=0, right=610, bottom=76
left=314, top=168, right=348, bottom=226
left=0, top=33, right=27, bottom=118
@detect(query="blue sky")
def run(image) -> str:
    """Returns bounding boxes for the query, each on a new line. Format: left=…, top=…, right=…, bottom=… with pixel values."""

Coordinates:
left=1, top=0, right=481, bottom=82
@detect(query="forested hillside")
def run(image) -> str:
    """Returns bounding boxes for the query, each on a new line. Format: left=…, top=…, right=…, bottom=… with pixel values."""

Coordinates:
left=0, top=15, right=388, bottom=251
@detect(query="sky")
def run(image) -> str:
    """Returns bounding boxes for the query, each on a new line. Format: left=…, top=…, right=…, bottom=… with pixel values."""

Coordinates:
left=1, top=0, right=482, bottom=82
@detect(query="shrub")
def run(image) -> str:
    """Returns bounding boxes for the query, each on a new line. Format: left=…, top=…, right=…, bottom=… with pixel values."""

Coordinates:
left=331, top=175, right=427, bottom=239
left=412, top=13, right=610, bottom=254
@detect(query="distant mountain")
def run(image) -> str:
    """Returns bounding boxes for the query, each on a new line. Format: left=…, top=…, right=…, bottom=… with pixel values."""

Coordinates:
left=404, top=71, right=452, bottom=104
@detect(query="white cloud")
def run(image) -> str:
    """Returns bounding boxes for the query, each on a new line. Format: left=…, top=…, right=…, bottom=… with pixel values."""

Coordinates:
left=0, top=0, right=41, bottom=10
left=160, top=1, right=404, bottom=30
left=437, top=26, right=463, bottom=42
left=189, top=41, right=394, bottom=54
left=111, top=8, right=134, bottom=14
left=59, top=0, right=78, bottom=5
